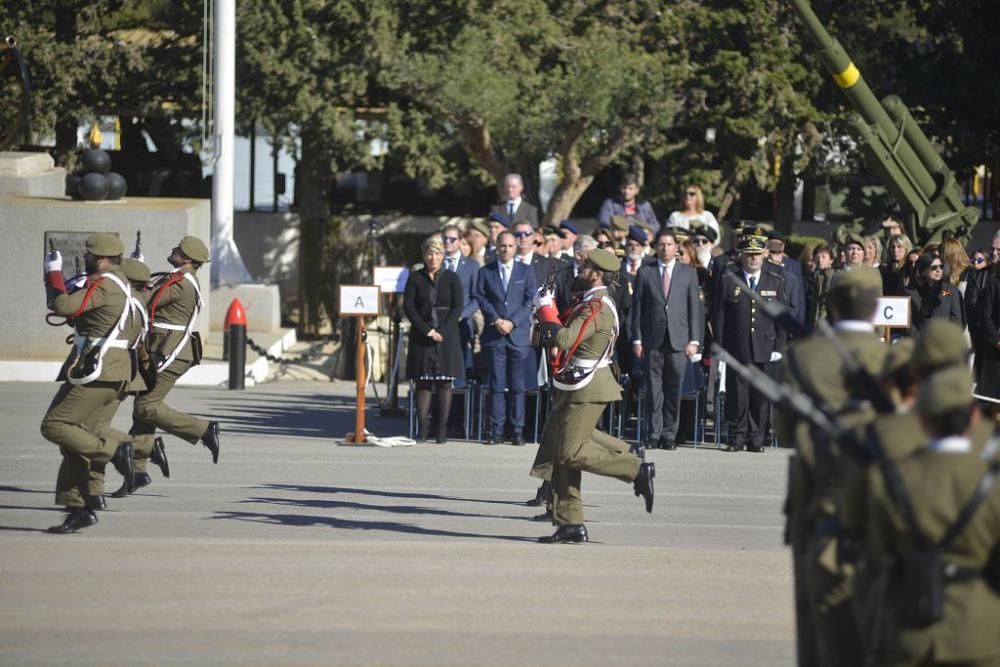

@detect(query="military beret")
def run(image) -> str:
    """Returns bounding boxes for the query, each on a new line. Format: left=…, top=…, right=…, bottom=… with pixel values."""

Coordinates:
left=586, top=248, right=621, bottom=273
left=610, top=215, right=631, bottom=232
left=767, top=229, right=786, bottom=242
left=627, top=225, right=647, bottom=244
left=739, top=236, right=767, bottom=255
left=880, top=338, right=915, bottom=381
left=916, top=364, right=973, bottom=416
left=843, top=231, right=865, bottom=248
left=559, top=219, right=579, bottom=235
left=489, top=211, right=510, bottom=228
left=829, top=265, right=882, bottom=294
left=179, top=235, right=211, bottom=263
left=86, top=233, right=123, bottom=257
left=468, top=219, right=490, bottom=237
left=542, top=225, right=565, bottom=239
left=693, top=225, right=718, bottom=243
left=913, top=320, right=969, bottom=375
left=121, top=257, right=151, bottom=284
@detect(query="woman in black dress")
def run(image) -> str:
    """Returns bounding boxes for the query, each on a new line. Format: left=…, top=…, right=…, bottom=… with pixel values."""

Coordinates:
left=905, top=253, right=964, bottom=335
left=404, top=237, right=464, bottom=442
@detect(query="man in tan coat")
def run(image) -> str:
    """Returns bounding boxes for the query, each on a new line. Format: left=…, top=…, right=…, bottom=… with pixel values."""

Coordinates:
left=119, top=235, right=219, bottom=497
left=533, top=248, right=655, bottom=543
left=41, top=233, right=136, bottom=533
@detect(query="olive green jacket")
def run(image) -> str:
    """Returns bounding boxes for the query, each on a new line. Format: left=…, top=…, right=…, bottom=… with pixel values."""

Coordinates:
left=550, top=288, right=621, bottom=404
left=52, top=267, right=132, bottom=384
left=865, top=424, right=1000, bottom=663
left=148, top=267, right=202, bottom=366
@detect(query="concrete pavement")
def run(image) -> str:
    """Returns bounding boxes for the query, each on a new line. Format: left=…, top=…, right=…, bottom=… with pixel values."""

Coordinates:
left=0, top=380, right=794, bottom=666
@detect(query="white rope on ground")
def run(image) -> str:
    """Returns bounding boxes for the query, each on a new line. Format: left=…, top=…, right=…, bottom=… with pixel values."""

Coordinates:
left=361, top=428, right=416, bottom=448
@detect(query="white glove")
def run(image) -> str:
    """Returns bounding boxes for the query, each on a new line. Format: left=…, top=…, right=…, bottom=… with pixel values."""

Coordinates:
left=532, top=289, right=554, bottom=309
left=690, top=353, right=702, bottom=363
left=44, top=250, right=63, bottom=273
left=770, top=351, right=783, bottom=363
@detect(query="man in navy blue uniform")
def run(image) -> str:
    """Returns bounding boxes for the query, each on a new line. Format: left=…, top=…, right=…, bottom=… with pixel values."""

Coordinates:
left=712, top=234, right=788, bottom=452
left=475, top=231, right=538, bottom=445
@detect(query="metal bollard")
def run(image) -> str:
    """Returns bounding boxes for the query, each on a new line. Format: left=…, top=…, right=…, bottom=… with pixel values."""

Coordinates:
left=226, top=298, right=247, bottom=390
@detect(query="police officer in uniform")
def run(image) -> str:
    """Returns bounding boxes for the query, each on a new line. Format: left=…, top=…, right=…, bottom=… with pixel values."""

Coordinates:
left=713, top=233, right=788, bottom=452
left=532, top=248, right=655, bottom=543
left=41, top=233, right=136, bottom=533
left=863, top=365, right=1000, bottom=667
left=122, top=235, right=219, bottom=494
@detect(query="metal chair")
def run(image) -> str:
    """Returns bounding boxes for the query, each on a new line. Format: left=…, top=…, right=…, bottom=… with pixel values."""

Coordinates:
left=633, top=359, right=707, bottom=447
left=477, top=384, right=545, bottom=444
left=408, top=378, right=475, bottom=440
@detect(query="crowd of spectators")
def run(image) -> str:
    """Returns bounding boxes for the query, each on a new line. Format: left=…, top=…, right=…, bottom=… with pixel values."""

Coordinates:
left=402, top=172, right=1000, bottom=443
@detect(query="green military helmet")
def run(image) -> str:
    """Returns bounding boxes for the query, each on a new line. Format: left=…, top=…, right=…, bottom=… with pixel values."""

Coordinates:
left=586, top=247, right=621, bottom=273
left=610, top=215, right=631, bottom=232
left=85, top=232, right=124, bottom=257
left=916, top=364, right=973, bottom=416
left=121, top=257, right=151, bottom=284
left=913, top=319, right=969, bottom=376
left=829, top=265, right=881, bottom=294
left=178, top=235, right=211, bottom=263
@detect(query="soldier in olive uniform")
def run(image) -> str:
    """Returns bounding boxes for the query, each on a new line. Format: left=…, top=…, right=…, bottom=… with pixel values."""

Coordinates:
left=864, top=365, right=1000, bottom=667
left=88, top=257, right=169, bottom=502
left=121, top=236, right=219, bottom=495
left=41, top=233, right=136, bottom=533
left=777, top=266, right=889, bottom=667
left=532, top=248, right=655, bottom=544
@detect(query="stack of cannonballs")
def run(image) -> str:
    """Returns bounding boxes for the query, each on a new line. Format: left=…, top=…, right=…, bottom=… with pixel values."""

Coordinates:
left=67, top=148, right=127, bottom=201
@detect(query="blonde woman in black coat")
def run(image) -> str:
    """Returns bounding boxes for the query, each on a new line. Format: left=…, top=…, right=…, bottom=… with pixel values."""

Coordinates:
left=404, top=237, right=464, bottom=442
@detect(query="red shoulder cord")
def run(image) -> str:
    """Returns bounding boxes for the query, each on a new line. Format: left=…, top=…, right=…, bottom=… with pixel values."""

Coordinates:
left=147, top=274, right=185, bottom=329
left=46, top=276, right=106, bottom=327
left=551, top=300, right=603, bottom=373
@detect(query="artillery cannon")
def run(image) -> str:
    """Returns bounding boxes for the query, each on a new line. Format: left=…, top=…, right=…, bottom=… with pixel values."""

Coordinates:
left=789, top=0, right=978, bottom=246
left=1, top=34, right=31, bottom=151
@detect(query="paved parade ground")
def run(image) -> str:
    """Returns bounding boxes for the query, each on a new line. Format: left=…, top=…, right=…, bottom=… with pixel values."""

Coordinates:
left=0, top=380, right=794, bottom=666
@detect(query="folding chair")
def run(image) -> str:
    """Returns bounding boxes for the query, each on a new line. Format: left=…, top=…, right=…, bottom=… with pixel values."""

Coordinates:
left=680, top=359, right=707, bottom=447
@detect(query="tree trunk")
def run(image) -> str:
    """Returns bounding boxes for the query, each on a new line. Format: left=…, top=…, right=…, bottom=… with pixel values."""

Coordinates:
left=544, top=173, right=595, bottom=227
left=53, top=4, right=79, bottom=167
left=296, top=128, right=332, bottom=337
left=774, top=157, right=796, bottom=234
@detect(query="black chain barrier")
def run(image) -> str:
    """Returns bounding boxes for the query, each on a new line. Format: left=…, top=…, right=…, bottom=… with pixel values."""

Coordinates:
left=244, top=326, right=393, bottom=369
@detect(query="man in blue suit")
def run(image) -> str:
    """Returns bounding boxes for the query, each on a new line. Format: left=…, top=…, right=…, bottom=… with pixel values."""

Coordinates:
left=630, top=228, right=704, bottom=450
left=475, top=230, right=537, bottom=445
left=441, top=224, right=480, bottom=384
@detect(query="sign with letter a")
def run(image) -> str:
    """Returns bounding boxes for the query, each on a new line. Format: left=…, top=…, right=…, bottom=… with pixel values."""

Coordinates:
left=339, top=285, right=380, bottom=316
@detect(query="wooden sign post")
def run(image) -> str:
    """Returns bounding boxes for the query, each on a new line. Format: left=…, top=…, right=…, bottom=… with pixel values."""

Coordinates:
left=872, top=296, right=911, bottom=343
left=339, top=285, right=381, bottom=444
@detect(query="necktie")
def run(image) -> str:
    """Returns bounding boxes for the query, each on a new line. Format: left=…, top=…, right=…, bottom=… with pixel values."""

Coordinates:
left=500, top=264, right=509, bottom=292
left=507, top=202, right=514, bottom=218
left=749, top=275, right=757, bottom=292
left=446, top=257, right=456, bottom=272
left=661, top=264, right=671, bottom=299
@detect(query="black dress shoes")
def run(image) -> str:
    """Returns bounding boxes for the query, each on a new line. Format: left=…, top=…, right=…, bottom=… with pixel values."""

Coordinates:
left=629, top=443, right=645, bottom=460
left=486, top=434, right=505, bottom=445
left=110, top=441, right=135, bottom=490
left=526, top=480, right=551, bottom=507
left=86, top=495, right=107, bottom=511
left=436, top=431, right=448, bottom=444
left=659, top=437, right=677, bottom=450
left=633, top=461, right=655, bottom=513
left=538, top=524, right=588, bottom=544
left=746, top=444, right=766, bottom=453
left=150, top=436, right=170, bottom=478
left=511, top=432, right=525, bottom=446
left=724, top=443, right=743, bottom=452
left=47, top=508, right=98, bottom=534
left=201, top=421, right=221, bottom=463
left=531, top=508, right=554, bottom=522
left=110, top=471, right=152, bottom=498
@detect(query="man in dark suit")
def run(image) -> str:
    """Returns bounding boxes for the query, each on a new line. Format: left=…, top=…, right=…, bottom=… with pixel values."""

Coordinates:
left=712, top=235, right=788, bottom=452
left=441, top=224, right=480, bottom=383
left=766, top=230, right=805, bottom=326
left=490, top=173, right=539, bottom=226
left=475, top=231, right=537, bottom=445
left=554, top=235, right=598, bottom=313
left=512, top=220, right=557, bottom=393
left=631, top=228, right=705, bottom=450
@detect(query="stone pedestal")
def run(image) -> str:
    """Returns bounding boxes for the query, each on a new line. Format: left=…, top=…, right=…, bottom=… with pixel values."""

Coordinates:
left=0, top=195, right=211, bottom=361
left=0, top=151, right=66, bottom=198
left=210, top=284, right=282, bottom=333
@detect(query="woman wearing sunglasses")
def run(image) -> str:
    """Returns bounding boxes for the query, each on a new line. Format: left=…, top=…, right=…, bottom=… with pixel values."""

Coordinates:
left=904, top=253, right=965, bottom=335
left=666, top=184, right=720, bottom=240
left=965, top=248, right=991, bottom=381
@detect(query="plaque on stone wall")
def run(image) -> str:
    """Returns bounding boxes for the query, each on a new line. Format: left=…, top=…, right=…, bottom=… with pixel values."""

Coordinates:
left=44, top=231, right=121, bottom=278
